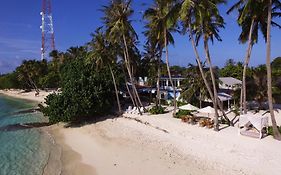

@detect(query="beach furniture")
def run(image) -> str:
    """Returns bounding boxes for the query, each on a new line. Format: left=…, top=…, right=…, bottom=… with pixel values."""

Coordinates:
left=140, top=107, right=144, bottom=113
left=238, top=113, right=268, bottom=139
left=196, top=106, right=216, bottom=118
left=130, top=107, right=137, bottom=114
left=125, top=106, right=133, bottom=113
left=179, top=104, right=199, bottom=111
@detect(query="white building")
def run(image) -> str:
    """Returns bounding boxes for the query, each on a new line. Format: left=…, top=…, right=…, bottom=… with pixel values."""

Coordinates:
left=160, top=76, right=185, bottom=89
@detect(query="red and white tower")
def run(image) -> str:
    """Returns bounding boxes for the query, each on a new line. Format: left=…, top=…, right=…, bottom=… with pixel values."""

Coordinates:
left=40, top=0, right=55, bottom=60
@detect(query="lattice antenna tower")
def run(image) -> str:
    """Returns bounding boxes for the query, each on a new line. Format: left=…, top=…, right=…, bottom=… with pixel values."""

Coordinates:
left=40, top=0, right=55, bottom=60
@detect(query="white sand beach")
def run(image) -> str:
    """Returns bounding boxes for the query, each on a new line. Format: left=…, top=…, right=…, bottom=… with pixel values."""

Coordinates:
left=1, top=89, right=281, bottom=175
left=0, top=89, right=52, bottom=103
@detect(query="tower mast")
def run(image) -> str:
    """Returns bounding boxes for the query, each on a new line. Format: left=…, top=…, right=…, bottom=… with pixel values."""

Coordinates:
left=40, top=0, right=55, bottom=60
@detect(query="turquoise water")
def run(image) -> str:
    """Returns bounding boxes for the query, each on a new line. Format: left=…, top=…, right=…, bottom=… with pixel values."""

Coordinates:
left=0, top=95, right=57, bottom=175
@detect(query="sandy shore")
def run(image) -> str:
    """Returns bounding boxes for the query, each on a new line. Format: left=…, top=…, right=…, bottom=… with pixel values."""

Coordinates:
left=1, top=89, right=281, bottom=175
left=0, top=89, right=52, bottom=103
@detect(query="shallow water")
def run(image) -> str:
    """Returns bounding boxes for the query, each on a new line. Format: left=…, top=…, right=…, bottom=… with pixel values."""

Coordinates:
left=0, top=95, right=60, bottom=175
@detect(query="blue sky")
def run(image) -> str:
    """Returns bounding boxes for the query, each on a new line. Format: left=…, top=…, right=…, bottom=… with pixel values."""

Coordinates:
left=0, top=0, right=280, bottom=74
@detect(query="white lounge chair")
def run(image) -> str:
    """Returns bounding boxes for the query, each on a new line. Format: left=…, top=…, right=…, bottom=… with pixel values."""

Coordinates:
left=130, top=107, right=137, bottom=114
left=140, top=107, right=144, bottom=113
left=125, top=106, right=133, bottom=113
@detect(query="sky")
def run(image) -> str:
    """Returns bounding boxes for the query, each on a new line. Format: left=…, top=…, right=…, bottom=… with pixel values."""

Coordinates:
left=0, top=0, right=280, bottom=74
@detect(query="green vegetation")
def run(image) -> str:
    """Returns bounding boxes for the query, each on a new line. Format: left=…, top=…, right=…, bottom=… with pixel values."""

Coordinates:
left=268, top=126, right=281, bottom=136
left=149, top=106, right=165, bottom=115
left=0, top=0, right=281, bottom=138
left=174, top=110, right=191, bottom=119
left=43, top=58, right=114, bottom=124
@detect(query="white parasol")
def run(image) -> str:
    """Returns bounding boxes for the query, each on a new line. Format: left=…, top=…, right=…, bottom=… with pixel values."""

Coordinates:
left=179, top=104, right=199, bottom=111
left=197, top=106, right=216, bottom=118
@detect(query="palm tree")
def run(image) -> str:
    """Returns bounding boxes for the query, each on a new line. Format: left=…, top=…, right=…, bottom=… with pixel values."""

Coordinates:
left=101, top=0, right=143, bottom=114
left=179, top=0, right=232, bottom=130
left=180, top=63, right=211, bottom=108
left=88, top=29, right=122, bottom=115
left=142, top=39, right=161, bottom=107
left=265, top=0, right=281, bottom=140
left=227, top=0, right=281, bottom=114
left=192, top=0, right=226, bottom=131
left=16, top=60, right=48, bottom=93
left=143, top=0, right=179, bottom=114
left=251, top=65, right=267, bottom=109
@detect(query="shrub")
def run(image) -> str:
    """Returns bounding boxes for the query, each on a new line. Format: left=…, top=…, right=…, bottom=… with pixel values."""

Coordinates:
left=267, top=126, right=281, bottom=136
left=175, top=110, right=191, bottom=119
left=177, top=101, right=187, bottom=107
left=149, top=106, right=165, bottom=114
left=42, top=58, right=114, bottom=124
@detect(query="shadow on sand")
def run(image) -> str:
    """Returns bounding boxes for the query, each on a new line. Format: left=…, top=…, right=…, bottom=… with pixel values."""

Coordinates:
left=63, top=114, right=121, bottom=128
left=0, top=122, right=51, bottom=132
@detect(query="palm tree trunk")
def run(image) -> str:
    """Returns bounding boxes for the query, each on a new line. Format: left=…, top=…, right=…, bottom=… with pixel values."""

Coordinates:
left=156, top=53, right=162, bottom=107
left=189, top=23, right=232, bottom=126
left=203, top=37, right=219, bottom=131
left=109, top=65, right=122, bottom=114
left=29, top=77, right=39, bottom=94
left=199, top=90, right=202, bottom=108
left=124, top=51, right=140, bottom=112
left=125, top=80, right=136, bottom=107
left=122, top=35, right=142, bottom=115
left=241, top=19, right=255, bottom=114
left=164, top=29, right=177, bottom=114
left=240, top=86, right=243, bottom=114
left=266, top=0, right=281, bottom=140
left=121, top=56, right=137, bottom=108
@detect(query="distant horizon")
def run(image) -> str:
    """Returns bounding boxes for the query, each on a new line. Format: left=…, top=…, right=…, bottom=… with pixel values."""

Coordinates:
left=0, top=0, right=281, bottom=74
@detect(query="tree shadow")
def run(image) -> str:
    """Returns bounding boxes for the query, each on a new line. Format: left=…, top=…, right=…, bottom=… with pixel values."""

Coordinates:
left=63, top=114, right=121, bottom=128
left=0, top=122, right=51, bottom=132
left=11, top=108, right=41, bottom=115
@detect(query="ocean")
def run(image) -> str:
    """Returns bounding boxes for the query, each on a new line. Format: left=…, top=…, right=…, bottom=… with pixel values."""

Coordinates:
left=0, top=94, right=60, bottom=175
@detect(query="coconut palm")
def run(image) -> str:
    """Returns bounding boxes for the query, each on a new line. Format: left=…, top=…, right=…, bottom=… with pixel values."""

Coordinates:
left=178, top=0, right=231, bottom=130
left=227, top=0, right=281, bottom=114
left=101, top=0, right=143, bottom=114
left=265, top=0, right=281, bottom=140
left=143, top=0, right=180, bottom=114
left=142, top=39, right=162, bottom=107
left=87, top=29, right=122, bottom=114
left=180, top=63, right=211, bottom=108
left=16, top=60, right=48, bottom=93
left=192, top=0, right=226, bottom=131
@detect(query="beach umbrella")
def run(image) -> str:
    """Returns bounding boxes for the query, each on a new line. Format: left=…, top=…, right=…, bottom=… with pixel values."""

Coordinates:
left=179, top=104, right=199, bottom=111
left=197, top=106, right=216, bottom=118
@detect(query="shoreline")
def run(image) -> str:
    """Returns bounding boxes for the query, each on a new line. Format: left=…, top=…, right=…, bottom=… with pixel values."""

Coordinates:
left=1, top=89, right=281, bottom=175
left=0, top=90, right=97, bottom=175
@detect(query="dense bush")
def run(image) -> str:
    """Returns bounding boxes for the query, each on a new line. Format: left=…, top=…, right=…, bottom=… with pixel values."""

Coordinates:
left=175, top=110, right=191, bottom=119
left=39, top=71, right=61, bottom=88
left=149, top=106, right=165, bottom=114
left=0, top=72, right=20, bottom=89
left=42, top=58, right=114, bottom=124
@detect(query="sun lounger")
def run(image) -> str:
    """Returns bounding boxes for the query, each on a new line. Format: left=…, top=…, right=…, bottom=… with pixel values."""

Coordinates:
left=130, top=107, right=137, bottom=114
left=125, top=106, right=133, bottom=113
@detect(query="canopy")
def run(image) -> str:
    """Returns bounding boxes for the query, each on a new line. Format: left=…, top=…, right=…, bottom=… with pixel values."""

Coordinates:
left=217, top=92, right=232, bottom=101
left=197, top=106, right=216, bottom=114
left=179, top=104, right=199, bottom=111
left=239, top=113, right=268, bottom=139
left=202, top=93, right=232, bottom=102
